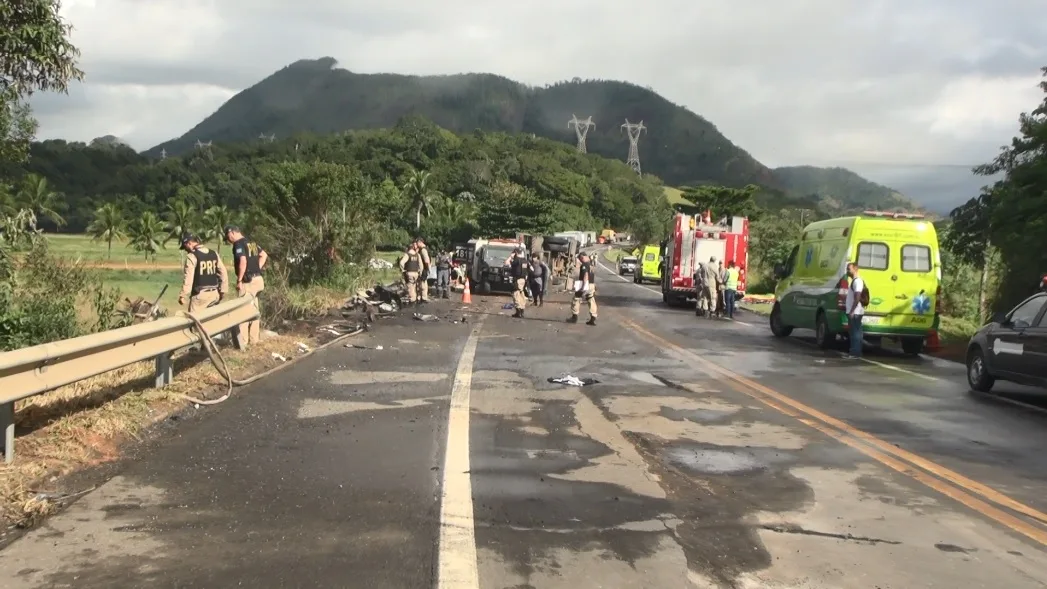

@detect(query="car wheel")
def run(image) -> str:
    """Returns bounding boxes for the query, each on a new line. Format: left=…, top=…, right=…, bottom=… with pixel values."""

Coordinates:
left=770, top=303, right=793, bottom=337
left=901, top=337, right=924, bottom=356
left=966, top=347, right=995, bottom=392
left=815, top=311, right=834, bottom=349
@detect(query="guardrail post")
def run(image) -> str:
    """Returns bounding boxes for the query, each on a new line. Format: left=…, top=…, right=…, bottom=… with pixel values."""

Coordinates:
left=1, top=401, right=13, bottom=463
left=155, top=352, right=173, bottom=388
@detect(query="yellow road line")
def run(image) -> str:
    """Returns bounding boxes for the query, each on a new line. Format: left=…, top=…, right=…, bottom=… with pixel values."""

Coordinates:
left=619, top=316, right=1047, bottom=546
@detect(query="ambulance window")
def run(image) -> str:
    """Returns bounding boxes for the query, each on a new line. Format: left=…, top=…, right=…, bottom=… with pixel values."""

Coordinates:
left=645, top=253, right=656, bottom=261
left=857, top=242, right=888, bottom=270
left=901, top=245, right=931, bottom=272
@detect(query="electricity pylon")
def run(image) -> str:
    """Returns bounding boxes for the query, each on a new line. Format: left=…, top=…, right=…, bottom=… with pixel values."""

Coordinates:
left=568, top=114, right=595, bottom=154
left=621, top=119, right=646, bottom=175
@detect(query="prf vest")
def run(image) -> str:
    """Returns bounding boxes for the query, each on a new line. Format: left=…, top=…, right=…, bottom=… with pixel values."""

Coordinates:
left=192, top=248, right=221, bottom=294
left=404, top=252, right=421, bottom=272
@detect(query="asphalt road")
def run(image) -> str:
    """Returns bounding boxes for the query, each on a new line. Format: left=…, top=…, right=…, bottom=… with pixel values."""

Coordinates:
left=2, top=263, right=1047, bottom=588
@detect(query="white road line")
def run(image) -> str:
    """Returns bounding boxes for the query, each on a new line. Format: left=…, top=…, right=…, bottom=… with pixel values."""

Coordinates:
left=595, top=258, right=661, bottom=295
left=850, top=354, right=942, bottom=382
left=437, top=319, right=484, bottom=589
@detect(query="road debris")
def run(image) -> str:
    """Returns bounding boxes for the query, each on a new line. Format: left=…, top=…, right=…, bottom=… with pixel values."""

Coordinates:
left=548, top=375, right=600, bottom=386
left=271, top=352, right=288, bottom=362
left=296, top=342, right=311, bottom=353
left=413, top=313, right=440, bottom=322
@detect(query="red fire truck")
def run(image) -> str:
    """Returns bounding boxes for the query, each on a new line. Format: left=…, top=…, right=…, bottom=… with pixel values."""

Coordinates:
left=660, top=211, right=750, bottom=307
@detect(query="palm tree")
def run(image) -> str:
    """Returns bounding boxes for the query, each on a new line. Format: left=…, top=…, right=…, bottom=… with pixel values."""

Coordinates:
left=86, top=203, right=127, bottom=259
left=164, top=197, right=197, bottom=242
left=401, top=169, right=440, bottom=230
left=16, top=174, right=65, bottom=227
left=0, top=184, right=17, bottom=216
left=203, top=205, right=236, bottom=253
left=126, top=212, right=168, bottom=261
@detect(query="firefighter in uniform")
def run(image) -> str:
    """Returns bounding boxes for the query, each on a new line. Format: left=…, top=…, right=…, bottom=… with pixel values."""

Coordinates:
left=567, top=252, right=598, bottom=326
left=505, top=246, right=531, bottom=318
left=399, top=244, right=422, bottom=304
left=414, top=237, right=432, bottom=303
left=223, top=225, right=268, bottom=350
left=178, top=233, right=229, bottom=312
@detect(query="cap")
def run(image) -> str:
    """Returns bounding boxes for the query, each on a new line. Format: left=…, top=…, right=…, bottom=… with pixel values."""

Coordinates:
left=223, top=225, right=239, bottom=235
left=180, top=233, right=198, bottom=249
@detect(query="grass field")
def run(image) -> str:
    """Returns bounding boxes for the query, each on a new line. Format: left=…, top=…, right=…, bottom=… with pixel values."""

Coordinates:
left=45, top=233, right=223, bottom=268
left=664, top=186, right=692, bottom=206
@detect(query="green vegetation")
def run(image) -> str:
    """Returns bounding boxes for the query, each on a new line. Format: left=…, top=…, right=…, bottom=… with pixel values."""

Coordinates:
left=772, top=166, right=922, bottom=214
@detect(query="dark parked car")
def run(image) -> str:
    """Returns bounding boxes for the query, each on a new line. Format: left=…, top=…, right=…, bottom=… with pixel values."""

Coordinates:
left=966, top=292, right=1047, bottom=392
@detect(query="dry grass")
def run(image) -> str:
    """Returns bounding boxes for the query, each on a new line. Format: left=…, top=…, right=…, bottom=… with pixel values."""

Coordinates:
left=0, top=332, right=318, bottom=529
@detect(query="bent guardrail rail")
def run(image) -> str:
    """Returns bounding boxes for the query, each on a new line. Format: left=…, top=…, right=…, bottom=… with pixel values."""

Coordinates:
left=0, top=296, right=259, bottom=463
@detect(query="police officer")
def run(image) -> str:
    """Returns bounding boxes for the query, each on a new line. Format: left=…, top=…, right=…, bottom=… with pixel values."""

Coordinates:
left=435, top=250, right=453, bottom=299
left=567, top=252, right=597, bottom=326
left=505, top=246, right=531, bottom=318
left=177, top=233, right=229, bottom=312
left=413, top=237, right=432, bottom=303
left=223, top=225, right=268, bottom=350
left=399, top=243, right=422, bottom=305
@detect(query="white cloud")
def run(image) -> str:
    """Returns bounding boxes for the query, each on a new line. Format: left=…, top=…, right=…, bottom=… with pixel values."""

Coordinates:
left=34, top=0, right=1047, bottom=179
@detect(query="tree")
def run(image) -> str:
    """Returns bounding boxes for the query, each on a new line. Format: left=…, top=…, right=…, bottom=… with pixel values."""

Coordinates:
left=16, top=173, right=65, bottom=227
left=679, top=184, right=760, bottom=219
left=0, top=0, right=84, bottom=163
left=955, top=66, right=1047, bottom=311
left=86, top=203, right=126, bottom=259
left=126, top=211, right=167, bottom=261
left=203, top=205, right=236, bottom=253
left=164, top=197, right=198, bottom=242
left=401, top=169, right=440, bottom=230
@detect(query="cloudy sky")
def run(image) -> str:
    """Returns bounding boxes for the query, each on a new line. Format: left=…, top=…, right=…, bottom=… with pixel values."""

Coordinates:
left=33, top=0, right=1047, bottom=211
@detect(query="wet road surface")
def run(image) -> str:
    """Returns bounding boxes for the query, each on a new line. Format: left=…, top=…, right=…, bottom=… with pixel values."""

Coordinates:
left=2, top=266, right=1047, bottom=588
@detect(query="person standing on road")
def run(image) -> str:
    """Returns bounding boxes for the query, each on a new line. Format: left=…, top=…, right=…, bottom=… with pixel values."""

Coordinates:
left=529, top=253, right=549, bottom=307
left=844, top=262, right=866, bottom=359
left=700, top=256, right=719, bottom=318
left=224, top=225, right=268, bottom=350
left=435, top=250, right=453, bottom=299
left=694, top=266, right=708, bottom=317
left=177, top=233, right=229, bottom=312
left=723, top=260, right=740, bottom=319
left=567, top=252, right=598, bottom=326
left=399, top=244, right=422, bottom=305
left=413, top=237, right=432, bottom=303
left=505, top=246, right=531, bottom=318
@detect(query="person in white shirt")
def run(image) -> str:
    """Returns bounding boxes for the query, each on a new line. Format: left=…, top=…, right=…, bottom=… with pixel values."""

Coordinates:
left=844, top=262, right=865, bottom=359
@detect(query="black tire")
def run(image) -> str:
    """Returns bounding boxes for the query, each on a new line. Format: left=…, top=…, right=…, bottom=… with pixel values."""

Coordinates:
left=815, top=311, right=834, bottom=349
left=901, top=337, right=924, bottom=356
left=966, top=346, right=995, bottom=392
left=770, top=303, right=793, bottom=337
left=662, top=291, right=668, bottom=303
left=543, top=236, right=571, bottom=246
left=480, top=281, right=491, bottom=295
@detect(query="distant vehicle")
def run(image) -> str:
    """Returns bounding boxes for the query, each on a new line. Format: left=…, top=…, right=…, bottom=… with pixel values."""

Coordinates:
left=661, top=212, right=750, bottom=307
left=618, top=255, right=638, bottom=275
left=770, top=211, right=941, bottom=355
left=464, top=238, right=525, bottom=294
left=634, top=244, right=662, bottom=284
left=966, top=292, right=1047, bottom=392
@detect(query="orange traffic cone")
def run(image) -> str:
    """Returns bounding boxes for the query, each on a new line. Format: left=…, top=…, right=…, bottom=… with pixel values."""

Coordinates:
left=462, top=279, right=472, bottom=304
left=926, top=329, right=940, bottom=352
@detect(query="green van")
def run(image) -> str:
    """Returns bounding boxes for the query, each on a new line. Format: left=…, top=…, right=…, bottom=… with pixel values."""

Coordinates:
left=634, top=244, right=662, bottom=284
left=769, top=212, right=941, bottom=355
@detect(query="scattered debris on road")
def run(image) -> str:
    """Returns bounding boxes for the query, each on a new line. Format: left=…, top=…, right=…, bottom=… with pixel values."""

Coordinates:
left=548, top=375, right=600, bottom=386
left=413, top=313, right=440, bottom=322
left=271, top=353, right=288, bottom=362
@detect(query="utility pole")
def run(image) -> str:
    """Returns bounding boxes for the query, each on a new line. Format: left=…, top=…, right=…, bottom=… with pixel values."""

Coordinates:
left=621, top=119, right=646, bottom=175
left=258, top=133, right=275, bottom=143
left=159, top=148, right=167, bottom=160
left=567, top=114, right=595, bottom=154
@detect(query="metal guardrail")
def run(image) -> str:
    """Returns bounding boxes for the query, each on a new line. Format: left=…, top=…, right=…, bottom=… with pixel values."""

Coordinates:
left=0, top=296, right=259, bottom=463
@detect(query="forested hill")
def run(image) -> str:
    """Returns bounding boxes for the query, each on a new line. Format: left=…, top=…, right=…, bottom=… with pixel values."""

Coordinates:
left=144, top=58, right=775, bottom=190
left=773, top=165, right=923, bottom=214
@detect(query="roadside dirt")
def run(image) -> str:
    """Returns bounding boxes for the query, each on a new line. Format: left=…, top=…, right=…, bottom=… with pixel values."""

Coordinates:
left=80, top=261, right=182, bottom=270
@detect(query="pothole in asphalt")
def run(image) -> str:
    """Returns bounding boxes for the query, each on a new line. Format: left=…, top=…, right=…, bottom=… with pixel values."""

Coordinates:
left=659, top=407, right=739, bottom=423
